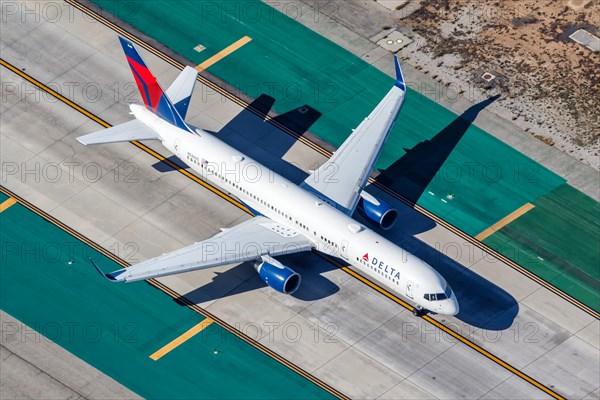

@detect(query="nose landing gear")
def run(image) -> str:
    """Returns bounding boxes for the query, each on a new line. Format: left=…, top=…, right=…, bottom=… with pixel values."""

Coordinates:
left=412, top=307, right=429, bottom=317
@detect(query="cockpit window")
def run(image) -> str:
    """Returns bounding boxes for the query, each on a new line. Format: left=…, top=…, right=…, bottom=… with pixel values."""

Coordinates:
left=445, top=285, right=452, bottom=298
left=424, top=285, right=452, bottom=302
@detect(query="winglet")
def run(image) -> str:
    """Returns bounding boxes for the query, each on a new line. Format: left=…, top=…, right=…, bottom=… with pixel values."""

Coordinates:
left=89, top=257, right=118, bottom=282
left=394, top=55, right=406, bottom=91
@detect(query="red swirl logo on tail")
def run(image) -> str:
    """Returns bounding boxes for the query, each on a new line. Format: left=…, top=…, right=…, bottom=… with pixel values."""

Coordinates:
left=125, top=56, right=163, bottom=113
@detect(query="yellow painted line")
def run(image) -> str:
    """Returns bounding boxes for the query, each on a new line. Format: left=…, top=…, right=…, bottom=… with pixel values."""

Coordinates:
left=0, top=58, right=251, bottom=216
left=421, top=312, right=564, bottom=399
left=150, top=318, right=214, bottom=361
left=0, top=197, right=17, bottom=212
left=0, top=59, right=104, bottom=127
left=475, top=203, right=535, bottom=241
left=195, top=36, right=252, bottom=72
left=0, top=57, right=567, bottom=400
left=322, top=255, right=565, bottom=400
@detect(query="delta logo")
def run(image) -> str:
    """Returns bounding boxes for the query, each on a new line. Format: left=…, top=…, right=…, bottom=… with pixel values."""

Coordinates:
left=367, top=253, right=401, bottom=280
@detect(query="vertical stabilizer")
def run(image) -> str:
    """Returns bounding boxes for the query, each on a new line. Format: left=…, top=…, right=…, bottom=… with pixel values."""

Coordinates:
left=166, top=66, right=198, bottom=119
left=118, top=36, right=190, bottom=131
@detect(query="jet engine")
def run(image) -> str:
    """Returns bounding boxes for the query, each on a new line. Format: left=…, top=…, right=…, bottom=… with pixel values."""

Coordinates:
left=254, top=255, right=301, bottom=294
left=358, top=191, right=398, bottom=230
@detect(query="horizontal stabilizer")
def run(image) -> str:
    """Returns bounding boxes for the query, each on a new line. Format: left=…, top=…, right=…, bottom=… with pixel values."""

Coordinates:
left=77, top=119, right=159, bottom=145
left=165, top=66, right=198, bottom=119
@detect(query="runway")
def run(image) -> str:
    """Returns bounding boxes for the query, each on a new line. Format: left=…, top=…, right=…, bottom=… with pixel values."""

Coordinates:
left=1, top=2, right=598, bottom=399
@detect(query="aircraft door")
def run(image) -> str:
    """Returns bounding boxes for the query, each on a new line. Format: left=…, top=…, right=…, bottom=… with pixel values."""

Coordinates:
left=340, top=240, right=349, bottom=260
left=174, top=138, right=182, bottom=157
left=406, top=280, right=414, bottom=299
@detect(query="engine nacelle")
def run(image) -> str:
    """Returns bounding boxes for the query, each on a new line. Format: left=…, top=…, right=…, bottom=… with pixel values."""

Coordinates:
left=358, top=192, right=398, bottom=230
left=254, top=255, right=301, bottom=294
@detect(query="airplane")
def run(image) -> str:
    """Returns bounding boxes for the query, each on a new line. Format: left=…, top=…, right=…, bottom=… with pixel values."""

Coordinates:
left=78, top=36, right=459, bottom=316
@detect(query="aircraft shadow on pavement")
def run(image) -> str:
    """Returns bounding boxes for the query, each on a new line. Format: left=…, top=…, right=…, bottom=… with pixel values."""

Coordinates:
left=354, top=211, right=519, bottom=330
left=366, top=94, right=518, bottom=329
left=209, top=94, right=320, bottom=184
left=152, top=94, right=320, bottom=182
left=375, top=94, right=501, bottom=204
left=175, top=254, right=340, bottom=306
left=403, top=232, right=519, bottom=330
left=151, top=155, right=188, bottom=172
left=361, top=184, right=438, bottom=236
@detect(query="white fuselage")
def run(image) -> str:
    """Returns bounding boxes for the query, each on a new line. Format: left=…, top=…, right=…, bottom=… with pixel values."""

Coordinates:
left=132, top=105, right=459, bottom=315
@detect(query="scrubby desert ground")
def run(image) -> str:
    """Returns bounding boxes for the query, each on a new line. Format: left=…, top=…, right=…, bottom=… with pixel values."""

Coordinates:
left=399, top=0, right=599, bottom=169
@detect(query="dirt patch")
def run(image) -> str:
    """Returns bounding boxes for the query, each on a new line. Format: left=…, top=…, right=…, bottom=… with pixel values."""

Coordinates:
left=400, top=0, right=599, bottom=169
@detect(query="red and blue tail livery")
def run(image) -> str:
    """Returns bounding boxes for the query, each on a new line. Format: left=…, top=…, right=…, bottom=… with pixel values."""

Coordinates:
left=118, top=36, right=189, bottom=131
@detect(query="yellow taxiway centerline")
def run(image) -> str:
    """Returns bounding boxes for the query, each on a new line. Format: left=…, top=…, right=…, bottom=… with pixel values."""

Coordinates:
left=195, top=36, right=252, bottom=72
left=150, top=318, right=214, bottom=361
left=475, top=203, right=535, bottom=241
left=0, top=197, right=17, bottom=212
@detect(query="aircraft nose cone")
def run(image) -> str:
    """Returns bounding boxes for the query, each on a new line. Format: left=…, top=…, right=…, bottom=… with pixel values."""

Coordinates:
left=444, top=296, right=459, bottom=316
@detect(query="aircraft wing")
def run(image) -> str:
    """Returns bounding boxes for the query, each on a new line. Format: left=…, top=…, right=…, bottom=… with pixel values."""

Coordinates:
left=301, top=56, right=407, bottom=215
left=93, top=216, right=313, bottom=282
